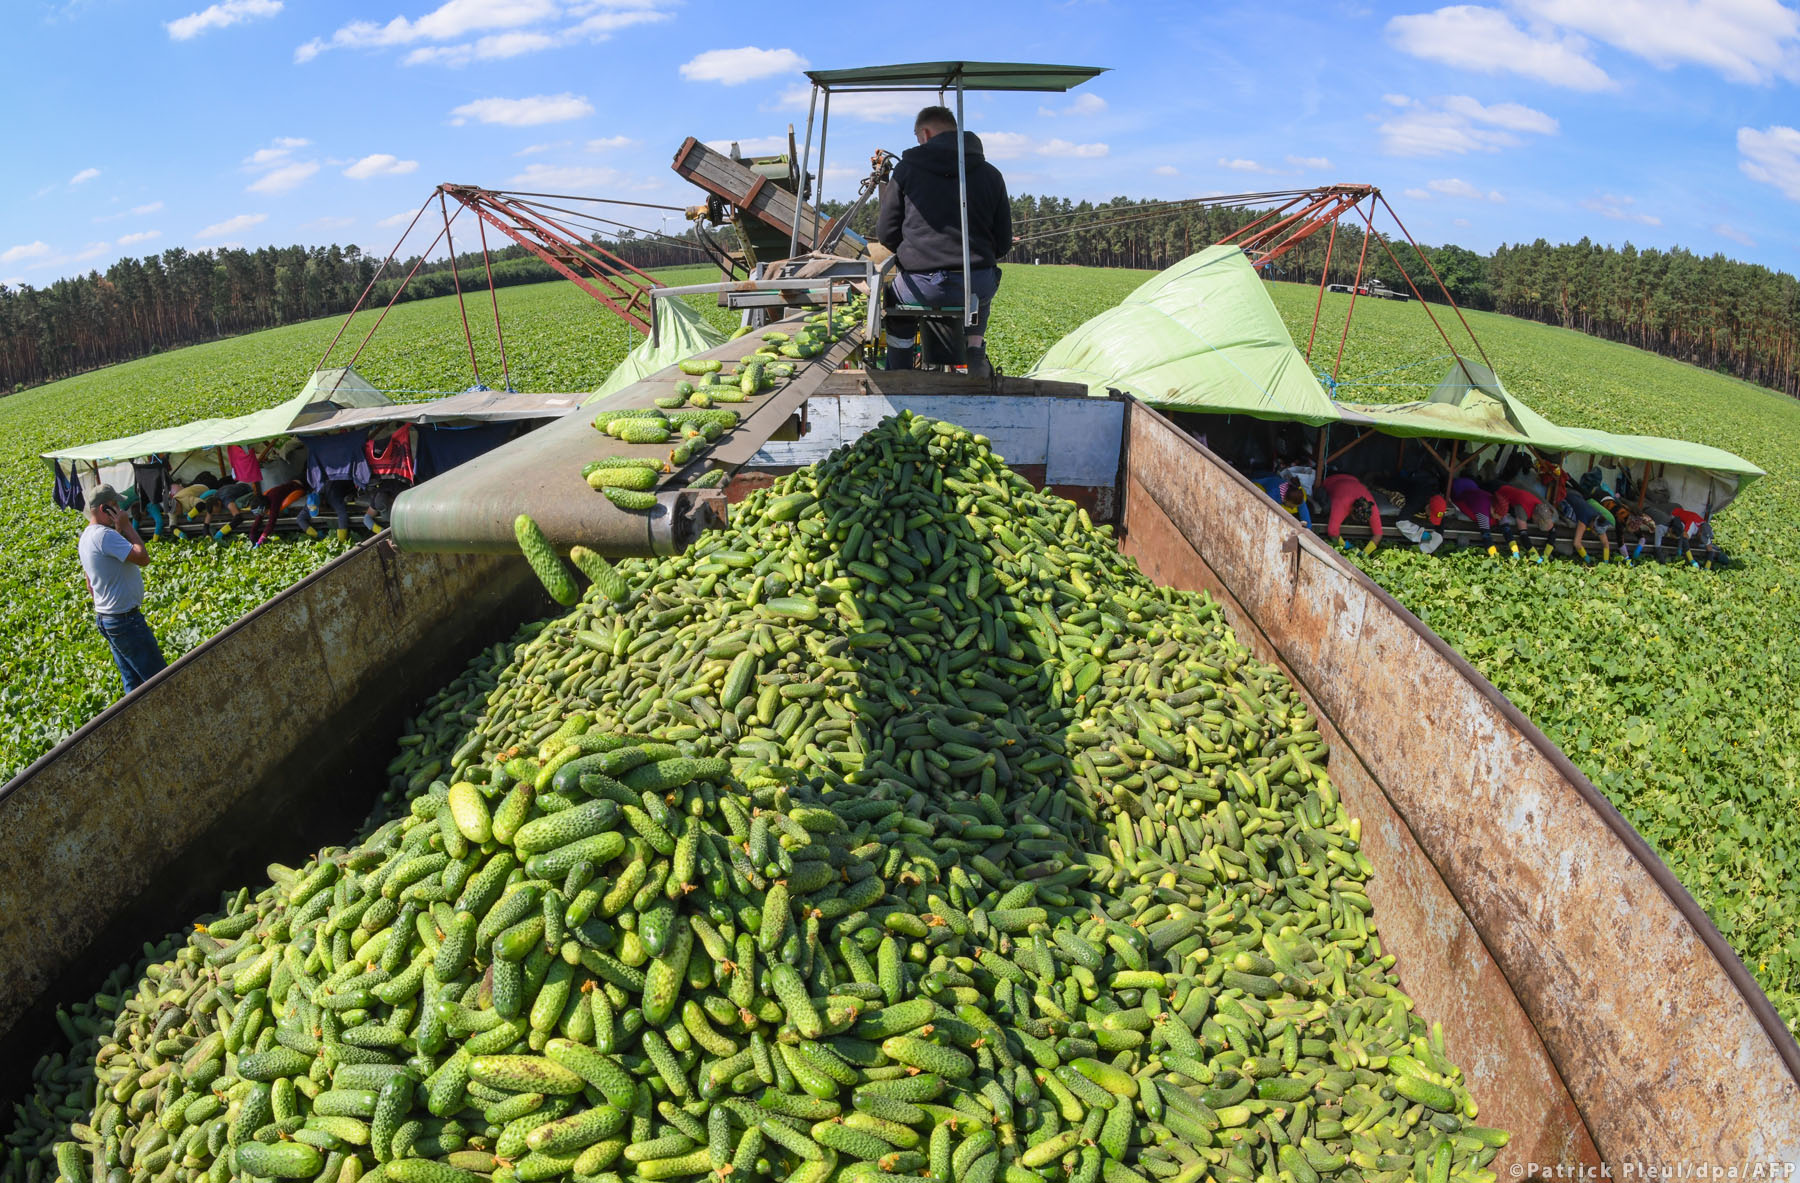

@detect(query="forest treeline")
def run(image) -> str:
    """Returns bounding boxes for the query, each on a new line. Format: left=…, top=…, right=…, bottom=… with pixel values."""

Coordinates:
left=4, top=194, right=1798, bottom=398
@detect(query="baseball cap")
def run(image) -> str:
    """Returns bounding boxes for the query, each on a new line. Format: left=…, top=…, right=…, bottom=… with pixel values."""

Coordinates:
left=1425, top=494, right=1447, bottom=526
left=88, top=484, right=121, bottom=509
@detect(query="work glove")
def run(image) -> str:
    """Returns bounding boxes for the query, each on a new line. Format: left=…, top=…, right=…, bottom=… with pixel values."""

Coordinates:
left=1361, top=539, right=1378, bottom=556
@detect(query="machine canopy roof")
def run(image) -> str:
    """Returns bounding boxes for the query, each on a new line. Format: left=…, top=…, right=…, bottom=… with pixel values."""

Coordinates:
left=1560, top=425, right=1765, bottom=483
left=42, top=368, right=391, bottom=464
left=1025, top=245, right=1342, bottom=425
left=803, top=61, right=1105, bottom=93
left=1333, top=359, right=1586, bottom=451
left=289, top=389, right=583, bottom=434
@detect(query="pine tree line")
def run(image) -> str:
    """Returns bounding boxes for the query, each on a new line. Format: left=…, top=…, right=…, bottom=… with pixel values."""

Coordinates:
left=5, top=197, right=1798, bottom=398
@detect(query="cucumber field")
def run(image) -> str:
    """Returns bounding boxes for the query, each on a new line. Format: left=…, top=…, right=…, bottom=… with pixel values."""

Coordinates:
left=4, top=262, right=1798, bottom=1035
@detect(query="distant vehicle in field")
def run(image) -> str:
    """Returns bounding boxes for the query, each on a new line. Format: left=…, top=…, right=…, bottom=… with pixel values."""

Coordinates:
left=1325, top=278, right=1410, bottom=300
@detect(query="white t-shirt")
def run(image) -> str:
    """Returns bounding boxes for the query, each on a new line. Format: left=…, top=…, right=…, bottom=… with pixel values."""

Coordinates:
left=79, top=523, right=143, bottom=615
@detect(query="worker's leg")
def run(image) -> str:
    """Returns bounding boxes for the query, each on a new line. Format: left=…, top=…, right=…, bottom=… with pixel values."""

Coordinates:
left=327, top=481, right=352, bottom=537
left=965, top=267, right=1002, bottom=375
left=145, top=502, right=166, bottom=538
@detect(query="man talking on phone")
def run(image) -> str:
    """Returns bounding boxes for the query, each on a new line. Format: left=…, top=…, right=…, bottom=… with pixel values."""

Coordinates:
left=79, top=484, right=166, bottom=693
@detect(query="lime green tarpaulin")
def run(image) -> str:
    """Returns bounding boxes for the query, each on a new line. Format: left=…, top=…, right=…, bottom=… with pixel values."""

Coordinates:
left=1026, top=245, right=1342, bottom=425
left=42, top=368, right=390, bottom=465
left=1334, top=358, right=1587, bottom=451
left=587, top=299, right=727, bottom=405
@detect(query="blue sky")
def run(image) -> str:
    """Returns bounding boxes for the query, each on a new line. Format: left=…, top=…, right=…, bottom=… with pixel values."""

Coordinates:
left=7, top=0, right=1800, bottom=288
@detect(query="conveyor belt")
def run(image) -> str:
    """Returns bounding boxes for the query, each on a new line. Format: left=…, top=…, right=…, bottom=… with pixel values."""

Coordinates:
left=390, top=315, right=862, bottom=556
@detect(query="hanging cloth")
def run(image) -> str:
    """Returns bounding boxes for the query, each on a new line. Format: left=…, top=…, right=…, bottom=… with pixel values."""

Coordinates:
left=365, top=424, right=415, bottom=482
left=53, top=462, right=85, bottom=510
left=304, top=431, right=372, bottom=488
left=412, top=422, right=518, bottom=482
left=226, top=445, right=264, bottom=485
left=132, top=458, right=171, bottom=509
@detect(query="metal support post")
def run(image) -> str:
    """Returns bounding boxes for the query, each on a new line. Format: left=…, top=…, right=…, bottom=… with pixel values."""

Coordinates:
left=790, top=85, right=818, bottom=260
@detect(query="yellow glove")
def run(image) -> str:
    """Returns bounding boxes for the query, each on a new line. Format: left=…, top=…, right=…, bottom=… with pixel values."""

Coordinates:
left=1361, top=539, right=1378, bottom=556
left=1486, top=545, right=1498, bottom=557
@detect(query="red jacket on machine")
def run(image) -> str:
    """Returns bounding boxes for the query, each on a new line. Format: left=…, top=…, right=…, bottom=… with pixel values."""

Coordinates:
left=1322, top=473, right=1382, bottom=541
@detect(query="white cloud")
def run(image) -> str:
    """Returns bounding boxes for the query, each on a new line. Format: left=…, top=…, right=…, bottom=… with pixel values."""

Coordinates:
left=1, top=278, right=25, bottom=289
left=1039, top=138, right=1108, bottom=158
left=95, top=202, right=163, bottom=223
left=978, top=133, right=1033, bottom=160
left=45, top=242, right=112, bottom=268
left=778, top=85, right=918, bottom=122
left=1453, top=217, right=1472, bottom=227
left=376, top=210, right=418, bottom=228
left=507, top=162, right=621, bottom=190
left=1378, top=94, right=1558, bottom=156
left=1511, top=0, right=1800, bottom=85
left=566, top=8, right=668, bottom=39
left=586, top=135, right=633, bottom=150
left=404, top=30, right=555, bottom=65
left=1153, top=165, right=1180, bottom=176
left=1428, top=177, right=1505, bottom=201
left=680, top=46, right=807, bottom=84
left=196, top=213, right=267, bottom=240
left=297, top=0, right=558, bottom=61
left=1581, top=193, right=1660, bottom=224
left=704, top=135, right=789, bottom=156
left=245, top=138, right=310, bottom=168
left=1440, top=94, right=1558, bottom=133
left=1382, top=93, right=1413, bottom=107
left=1039, top=92, right=1108, bottom=117
left=167, top=0, right=281, bottom=40
left=1404, top=187, right=1433, bottom=199
left=343, top=153, right=419, bottom=179
left=1, top=242, right=52, bottom=264
left=1714, top=222, right=1756, bottom=246
left=1285, top=155, right=1332, bottom=170
left=69, top=167, right=101, bottom=185
left=1739, top=124, right=1800, bottom=200
left=1387, top=6, right=1615, bottom=90
left=1219, top=157, right=1277, bottom=173
left=302, top=215, right=357, bottom=231
left=516, top=141, right=570, bottom=156
left=248, top=161, right=319, bottom=194
left=979, top=133, right=1108, bottom=161
left=117, top=230, right=162, bottom=246
left=450, top=93, right=593, bottom=126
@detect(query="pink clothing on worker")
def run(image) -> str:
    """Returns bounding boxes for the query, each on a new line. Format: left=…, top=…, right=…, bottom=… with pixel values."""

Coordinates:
left=1321, top=473, right=1382, bottom=541
left=227, top=445, right=263, bottom=485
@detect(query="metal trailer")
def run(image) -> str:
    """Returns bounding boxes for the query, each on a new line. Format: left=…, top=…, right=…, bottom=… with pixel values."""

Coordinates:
left=2, top=317, right=1796, bottom=1171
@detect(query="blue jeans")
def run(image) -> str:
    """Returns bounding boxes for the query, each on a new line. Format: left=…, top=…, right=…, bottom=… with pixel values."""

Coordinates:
left=886, top=266, right=1002, bottom=368
left=96, top=608, right=167, bottom=693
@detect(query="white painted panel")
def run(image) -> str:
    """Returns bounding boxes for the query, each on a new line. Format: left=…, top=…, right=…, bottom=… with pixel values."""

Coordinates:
left=749, top=396, right=843, bottom=466
left=1046, top=399, right=1125, bottom=485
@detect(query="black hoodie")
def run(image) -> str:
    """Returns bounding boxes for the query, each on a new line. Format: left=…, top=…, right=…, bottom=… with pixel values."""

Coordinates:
left=876, top=130, right=1012, bottom=273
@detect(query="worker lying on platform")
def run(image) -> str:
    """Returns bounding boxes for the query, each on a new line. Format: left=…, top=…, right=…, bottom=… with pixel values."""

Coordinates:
left=1252, top=474, right=1312, bottom=527
left=1493, top=484, right=1559, bottom=557
left=876, top=106, right=1011, bottom=377
left=1322, top=473, right=1383, bottom=554
left=1558, top=487, right=1612, bottom=561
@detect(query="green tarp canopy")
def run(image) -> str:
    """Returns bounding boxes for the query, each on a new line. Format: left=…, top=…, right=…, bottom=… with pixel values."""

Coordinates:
left=42, top=367, right=391, bottom=465
left=803, top=61, right=1105, bottom=93
left=1026, top=245, right=1342, bottom=425
left=1333, top=359, right=1588, bottom=451
left=587, top=299, right=728, bottom=405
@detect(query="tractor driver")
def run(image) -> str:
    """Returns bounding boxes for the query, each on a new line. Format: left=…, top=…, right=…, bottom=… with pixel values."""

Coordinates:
left=876, top=106, right=1012, bottom=377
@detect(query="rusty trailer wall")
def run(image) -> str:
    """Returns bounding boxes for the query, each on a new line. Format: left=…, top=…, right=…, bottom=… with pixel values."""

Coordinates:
left=1116, top=400, right=1800, bottom=1170
left=0, top=538, right=548, bottom=1088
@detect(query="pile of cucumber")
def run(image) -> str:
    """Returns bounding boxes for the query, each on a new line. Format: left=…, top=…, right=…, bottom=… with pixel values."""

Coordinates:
left=7, top=412, right=1506, bottom=1183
